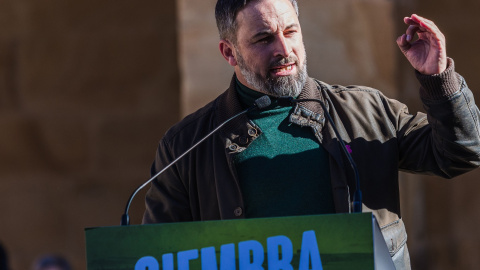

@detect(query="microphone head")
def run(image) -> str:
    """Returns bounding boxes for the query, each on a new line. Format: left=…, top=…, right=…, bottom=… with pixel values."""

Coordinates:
left=254, top=95, right=272, bottom=109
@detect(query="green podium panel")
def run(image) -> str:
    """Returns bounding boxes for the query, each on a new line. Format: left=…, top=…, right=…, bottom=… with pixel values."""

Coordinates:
left=85, top=213, right=394, bottom=270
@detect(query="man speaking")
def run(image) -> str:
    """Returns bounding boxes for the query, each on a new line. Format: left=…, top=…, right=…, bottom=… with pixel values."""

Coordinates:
left=142, top=0, right=480, bottom=269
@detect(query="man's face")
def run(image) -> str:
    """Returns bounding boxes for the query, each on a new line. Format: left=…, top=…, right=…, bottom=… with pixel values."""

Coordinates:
left=233, top=0, right=307, bottom=97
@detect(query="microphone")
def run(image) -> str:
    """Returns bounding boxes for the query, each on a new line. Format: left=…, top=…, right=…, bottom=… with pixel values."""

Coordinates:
left=121, top=95, right=272, bottom=225
left=276, top=96, right=362, bottom=213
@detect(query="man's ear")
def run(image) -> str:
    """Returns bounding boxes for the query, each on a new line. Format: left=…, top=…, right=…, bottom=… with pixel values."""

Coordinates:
left=219, top=39, right=237, bottom=66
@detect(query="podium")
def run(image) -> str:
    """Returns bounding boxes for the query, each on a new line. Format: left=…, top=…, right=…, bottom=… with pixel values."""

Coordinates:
left=85, top=213, right=394, bottom=270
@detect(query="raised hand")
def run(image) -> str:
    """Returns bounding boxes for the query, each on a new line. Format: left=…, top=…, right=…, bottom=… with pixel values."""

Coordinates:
left=396, top=14, right=447, bottom=75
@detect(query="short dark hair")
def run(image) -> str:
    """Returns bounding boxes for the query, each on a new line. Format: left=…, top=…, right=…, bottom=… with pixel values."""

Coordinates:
left=215, top=0, right=299, bottom=43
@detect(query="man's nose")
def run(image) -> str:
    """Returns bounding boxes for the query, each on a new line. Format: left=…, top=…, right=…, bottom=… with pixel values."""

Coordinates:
left=273, top=35, right=291, bottom=58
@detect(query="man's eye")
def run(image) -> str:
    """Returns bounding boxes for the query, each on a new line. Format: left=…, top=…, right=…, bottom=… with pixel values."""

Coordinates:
left=285, top=30, right=297, bottom=37
left=257, top=36, right=272, bottom=44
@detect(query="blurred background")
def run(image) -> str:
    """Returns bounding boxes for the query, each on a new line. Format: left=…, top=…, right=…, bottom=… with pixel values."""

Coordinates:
left=1, top=0, right=479, bottom=269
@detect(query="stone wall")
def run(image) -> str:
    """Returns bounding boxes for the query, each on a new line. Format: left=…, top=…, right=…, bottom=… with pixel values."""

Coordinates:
left=0, top=0, right=179, bottom=269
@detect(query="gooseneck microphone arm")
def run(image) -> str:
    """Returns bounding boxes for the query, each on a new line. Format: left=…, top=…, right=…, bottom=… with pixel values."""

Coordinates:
left=120, top=95, right=272, bottom=225
left=277, top=96, right=362, bottom=213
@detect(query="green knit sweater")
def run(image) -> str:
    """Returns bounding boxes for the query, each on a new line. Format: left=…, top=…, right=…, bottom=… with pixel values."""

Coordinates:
left=233, top=80, right=335, bottom=218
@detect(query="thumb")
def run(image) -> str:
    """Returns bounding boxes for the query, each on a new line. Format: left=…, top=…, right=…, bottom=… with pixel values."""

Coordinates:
left=396, top=34, right=411, bottom=55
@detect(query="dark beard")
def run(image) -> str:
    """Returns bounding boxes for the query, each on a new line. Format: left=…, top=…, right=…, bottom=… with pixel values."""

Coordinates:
left=235, top=49, right=307, bottom=97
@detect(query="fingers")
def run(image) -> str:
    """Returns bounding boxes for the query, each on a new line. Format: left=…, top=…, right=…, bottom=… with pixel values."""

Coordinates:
left=397, top=14, right=448, bottom=74
left=397, top=14, right=435, bottom=53
left=405, top=25, right=419, bottom=42
left=409, top=14, right=438, bottom=32
left=403, top=14, right=444, bottom=39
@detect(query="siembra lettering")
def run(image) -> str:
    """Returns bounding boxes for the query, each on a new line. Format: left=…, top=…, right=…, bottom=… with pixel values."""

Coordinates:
left=135, top=230, right=323, bottom=270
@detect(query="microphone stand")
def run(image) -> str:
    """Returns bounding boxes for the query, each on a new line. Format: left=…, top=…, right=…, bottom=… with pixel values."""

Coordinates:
left=121, top=96, right=272, bottom=225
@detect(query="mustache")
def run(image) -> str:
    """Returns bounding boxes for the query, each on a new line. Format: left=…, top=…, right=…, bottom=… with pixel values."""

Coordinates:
left=269, top=55, right=299, bottom=68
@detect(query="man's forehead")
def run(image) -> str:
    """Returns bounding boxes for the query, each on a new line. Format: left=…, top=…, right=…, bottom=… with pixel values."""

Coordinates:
left=236, top=0, right=298, bottom=33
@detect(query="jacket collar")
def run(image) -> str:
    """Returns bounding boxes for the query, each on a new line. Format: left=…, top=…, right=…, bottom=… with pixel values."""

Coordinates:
left=215, top=74, right=328, bottom=141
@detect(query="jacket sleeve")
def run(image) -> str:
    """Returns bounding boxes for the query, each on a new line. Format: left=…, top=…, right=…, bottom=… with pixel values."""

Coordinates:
left=142, top=138, right=193, bottom=224
left=396, top=58, right=480, bottom=178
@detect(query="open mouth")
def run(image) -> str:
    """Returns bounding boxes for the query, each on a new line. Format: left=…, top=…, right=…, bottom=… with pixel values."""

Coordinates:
left=270, top=63, right=296, bottom=76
